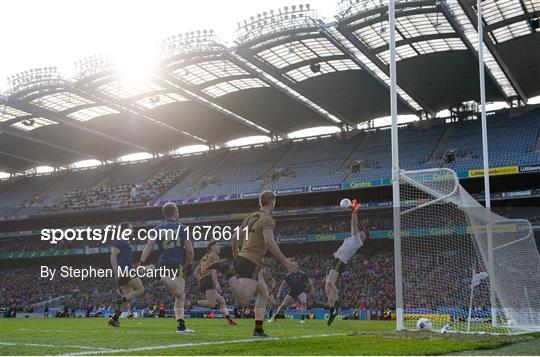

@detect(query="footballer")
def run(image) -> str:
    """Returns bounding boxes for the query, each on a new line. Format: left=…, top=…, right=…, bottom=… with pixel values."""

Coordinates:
left=210, top=190, right=298, bottom=337
left=139, top=202, right=195, bottom=333
left=193, top=240, right=237, bottom=326
left=108, top=222, right=145, bottom=327
left=268, top=270, right=315, bottom=324
left=325, top=199, right=368, bottom=326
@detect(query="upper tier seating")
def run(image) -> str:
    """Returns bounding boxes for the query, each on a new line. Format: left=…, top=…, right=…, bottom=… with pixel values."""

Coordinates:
left=1, top=109, right=538, bottom=216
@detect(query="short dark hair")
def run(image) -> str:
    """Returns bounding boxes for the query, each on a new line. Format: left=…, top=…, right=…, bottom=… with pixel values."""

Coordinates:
left=162, top=202, right=177, bottom=218
left=207, top=240, right=218, bottom=252
left=119, top=222, right=132, bottom=238
left=119, top=222, right=132, bottom=232
left=259, top=190, right=275, bottom=207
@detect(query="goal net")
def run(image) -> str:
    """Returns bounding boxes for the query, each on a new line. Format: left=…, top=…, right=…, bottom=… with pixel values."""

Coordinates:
left=398, top=168, right=540, bottom=333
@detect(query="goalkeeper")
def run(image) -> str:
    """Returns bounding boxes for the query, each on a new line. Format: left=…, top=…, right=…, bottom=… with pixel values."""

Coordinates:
left=325, top=199, right=368, bottom=326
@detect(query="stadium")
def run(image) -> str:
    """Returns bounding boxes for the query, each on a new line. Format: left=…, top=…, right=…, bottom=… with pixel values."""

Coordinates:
left=1, top=0, right=539, bottom=355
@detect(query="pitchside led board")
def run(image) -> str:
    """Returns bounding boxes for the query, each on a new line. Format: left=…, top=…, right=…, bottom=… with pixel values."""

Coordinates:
left=1, top=0, right=540, bottom=356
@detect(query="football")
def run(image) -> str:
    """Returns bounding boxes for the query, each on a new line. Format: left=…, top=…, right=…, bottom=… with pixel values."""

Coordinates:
left=340, top=198, right=352, bottom=209
left=416, top=318, right=433, bottom=331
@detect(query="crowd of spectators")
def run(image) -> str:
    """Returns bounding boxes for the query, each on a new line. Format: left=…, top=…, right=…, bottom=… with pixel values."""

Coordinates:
left=42, top=169, right=187, bottom=213
left=0, top=250, right=395, bottom=314
left=3, top=240, right=537, bottom=316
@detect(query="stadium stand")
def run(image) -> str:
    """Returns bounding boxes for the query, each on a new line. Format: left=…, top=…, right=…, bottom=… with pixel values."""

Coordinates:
left=268, top=135, right=358, bottom=190
left=17, top=168, right=114, bottom=215
left=439, top=110, right=540, bottom=171
left=42, top=167, right=189, bottom=213
left=1, top=175, right=61, bottom=216
left=0, top=109, right=539, bottom=217
left=195, top=143, right=292, bottom=196
left=158, top=153, right=226, bottom=201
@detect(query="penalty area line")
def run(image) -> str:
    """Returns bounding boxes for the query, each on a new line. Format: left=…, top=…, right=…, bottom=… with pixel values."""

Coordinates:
left=0, top=342, right=112, bottom=351
left=66, top=333, right=346, bottom=355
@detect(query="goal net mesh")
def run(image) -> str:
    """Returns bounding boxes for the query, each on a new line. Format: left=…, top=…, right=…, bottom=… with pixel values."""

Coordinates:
left=399, top=168, right=540, bottom=333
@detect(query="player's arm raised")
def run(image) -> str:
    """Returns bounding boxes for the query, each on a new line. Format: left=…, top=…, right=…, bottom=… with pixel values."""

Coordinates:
left=263, top=229, right=298, bottom=273
left=351, top=209, right=360, bottom=236
left=351, top=203, right=368, bottom=242
left=110, top=247, right=120, bottom=278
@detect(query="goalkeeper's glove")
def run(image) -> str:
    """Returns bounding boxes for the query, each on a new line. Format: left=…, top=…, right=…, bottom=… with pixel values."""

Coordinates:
left=351, top=199, right=361, bottom=212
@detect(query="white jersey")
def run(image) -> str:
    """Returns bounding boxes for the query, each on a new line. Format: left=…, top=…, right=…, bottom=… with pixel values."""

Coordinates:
left=333, top=233, right=363, bottom=263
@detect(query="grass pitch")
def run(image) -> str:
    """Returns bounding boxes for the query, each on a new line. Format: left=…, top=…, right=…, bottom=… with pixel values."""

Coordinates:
left=0, top=318, right=538, bottom=355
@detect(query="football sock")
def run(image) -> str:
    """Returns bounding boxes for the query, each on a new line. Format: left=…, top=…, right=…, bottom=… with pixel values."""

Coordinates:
left=254, top=320, right=264, bottom=332
left=225, top=315, right=232, bottom=321
left=301, top=314, right=305, bottom=320
left=177, top=318, right=186, bottom=329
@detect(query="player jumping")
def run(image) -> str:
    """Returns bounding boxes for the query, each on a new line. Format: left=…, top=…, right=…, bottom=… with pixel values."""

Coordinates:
left=108, top=222, right=145, bottom=327
left=268, top=270, right=315, bottom=324
left=139, top=202, right=195, bottom=333
left=325, top=199, right=368, bottom=326
left=210, top=191, right=298, bottom=337
left=193, top=240, right=237, bottom=326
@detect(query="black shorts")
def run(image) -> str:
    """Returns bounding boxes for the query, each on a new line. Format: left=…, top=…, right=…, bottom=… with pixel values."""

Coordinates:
left=157, top=261, right=185, bottom=279
left=117, top=276, right=132, bottom=286
left=199, top=275, right=215, bottom=293
left=234, top=255, right=260, bottom=280
left=289, top=290, right=306, bottom=300
left=329, top=258, right=347, bottom=275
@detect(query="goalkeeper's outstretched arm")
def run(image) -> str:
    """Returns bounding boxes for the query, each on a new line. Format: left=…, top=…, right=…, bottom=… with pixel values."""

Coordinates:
left=351, top=210, right=368, bottom=242
left=351, top=210, right=359, bottom=236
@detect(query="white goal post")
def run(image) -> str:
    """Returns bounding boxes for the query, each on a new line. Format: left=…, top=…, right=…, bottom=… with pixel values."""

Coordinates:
left=396, top=168, right=540, bottom=334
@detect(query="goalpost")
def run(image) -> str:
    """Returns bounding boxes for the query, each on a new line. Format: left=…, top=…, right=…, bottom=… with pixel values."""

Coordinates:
left=398, top=168, right=540, bottom=333
left=388, top=0, right=540, bottom=333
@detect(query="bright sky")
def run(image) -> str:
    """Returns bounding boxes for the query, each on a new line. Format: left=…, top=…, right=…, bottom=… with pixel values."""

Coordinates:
left=0, top=0, right=338, bottom=91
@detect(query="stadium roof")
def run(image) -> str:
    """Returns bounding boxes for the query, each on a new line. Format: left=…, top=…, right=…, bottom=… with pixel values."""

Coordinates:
left=1, top=0, right=539, bottom=172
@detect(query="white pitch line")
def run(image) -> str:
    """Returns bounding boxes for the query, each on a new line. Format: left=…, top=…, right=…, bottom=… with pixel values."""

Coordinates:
left=0, top=342, right=112, bottom=351
left=66, top=333, right=346, bottom=356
